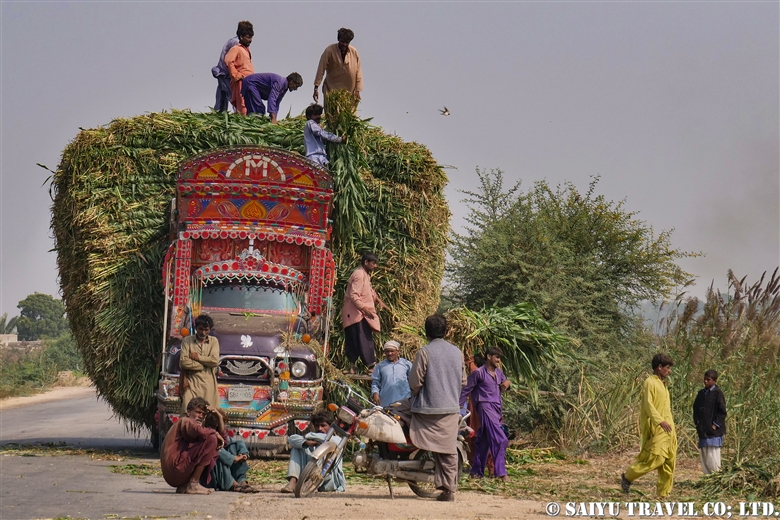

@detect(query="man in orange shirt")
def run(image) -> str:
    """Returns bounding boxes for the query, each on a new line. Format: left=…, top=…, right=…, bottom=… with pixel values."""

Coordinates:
left=224, top=24, right=254, bottom=115
left=313, top=28, right=363, bottom=107
left=341, top=251, right=387, bottom=374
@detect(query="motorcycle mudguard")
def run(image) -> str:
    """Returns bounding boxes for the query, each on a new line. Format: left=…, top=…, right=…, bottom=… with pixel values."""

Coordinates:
left=456, top=441, right=468, bottom=469
left=311, top=440, right=339, bottom=460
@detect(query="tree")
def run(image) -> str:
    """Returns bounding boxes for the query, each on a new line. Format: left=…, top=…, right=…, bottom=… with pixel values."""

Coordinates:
left=16, top=293, right=68, bottom=341
left=448, top=169, right=695, bottom=351
left=0, top=313, right=19, bottom=334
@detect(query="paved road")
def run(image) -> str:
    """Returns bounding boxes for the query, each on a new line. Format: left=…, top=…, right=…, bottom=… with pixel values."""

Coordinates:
left=1, top=455, right=231, bottom=520
left=0, top=386, right=151, bottom=450
left=0, top=387, right=231, bottom=519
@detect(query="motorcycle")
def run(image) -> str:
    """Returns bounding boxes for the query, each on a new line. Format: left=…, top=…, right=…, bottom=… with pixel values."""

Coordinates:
left=294, top=380, right=472, bottom=498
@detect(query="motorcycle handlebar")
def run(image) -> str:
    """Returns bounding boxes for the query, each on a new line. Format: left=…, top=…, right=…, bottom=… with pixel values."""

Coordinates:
left=330, top=379, right=381, bottom=408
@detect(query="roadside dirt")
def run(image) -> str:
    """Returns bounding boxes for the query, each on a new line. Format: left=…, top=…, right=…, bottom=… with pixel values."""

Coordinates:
left=229, top=483, right=549, bottom=519
left=0, top=381, right=94, bottom=410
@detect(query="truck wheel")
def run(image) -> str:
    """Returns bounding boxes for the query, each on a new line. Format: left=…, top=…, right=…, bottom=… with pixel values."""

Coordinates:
left=294, top=449, right=340, bottom=498
left=406, top=450, right=463, bottom=498
left=151, top=424, right=160, bottom=451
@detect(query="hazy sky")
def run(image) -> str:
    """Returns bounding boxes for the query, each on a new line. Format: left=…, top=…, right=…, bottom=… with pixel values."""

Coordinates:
left=1, top=1, right=778, bottom=318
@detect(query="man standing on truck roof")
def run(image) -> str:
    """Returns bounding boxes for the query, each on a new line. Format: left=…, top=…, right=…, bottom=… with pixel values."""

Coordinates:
left=241, top=72, right=303, bottom=124
left=313, top=28, right=363, bottom=107
left=212, top=21, right=252, bottom=112
left=224, top=24, right=254, bottom=116
left=342, top=251, right=388, bottom=374
left=180, top=314, right=220, bottom=413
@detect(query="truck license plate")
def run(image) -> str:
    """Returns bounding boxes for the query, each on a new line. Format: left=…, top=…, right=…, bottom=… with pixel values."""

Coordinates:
left=228, top=386, right=254, bottom=402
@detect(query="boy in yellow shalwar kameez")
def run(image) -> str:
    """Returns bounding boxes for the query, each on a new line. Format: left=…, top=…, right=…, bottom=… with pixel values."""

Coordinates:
left=621, top=353, right=677, bottom=497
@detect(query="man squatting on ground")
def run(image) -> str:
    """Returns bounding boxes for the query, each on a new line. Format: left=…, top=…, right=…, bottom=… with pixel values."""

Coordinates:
left=180, top=314, right=220, bottom=413
left=280, top=410, right=346, bottom=493
left=161, top=397, right=223, bottom=494
left=371, top=340, right=412, bottom=407
left=341, top=251, right=388, bottom=374
left=304, top=104, right=343, bottom=166
left=459, top=346, right=510, bottom=480
left=409, top=314, right=468, bottom=502
left=693, top=369, right=727, bottom=474
left=212, top=21, right=252, bottom=112
left=622, top=353, right=677, bottom=497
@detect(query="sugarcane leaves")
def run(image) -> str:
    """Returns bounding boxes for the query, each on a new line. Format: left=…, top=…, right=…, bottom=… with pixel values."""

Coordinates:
left=324, top=90, right=370, bottom=256
left=447, top=303, right=571, bottom=398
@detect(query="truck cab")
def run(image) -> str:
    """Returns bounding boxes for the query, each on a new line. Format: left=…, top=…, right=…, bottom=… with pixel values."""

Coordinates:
left=157, top=146, right=336, bottom=456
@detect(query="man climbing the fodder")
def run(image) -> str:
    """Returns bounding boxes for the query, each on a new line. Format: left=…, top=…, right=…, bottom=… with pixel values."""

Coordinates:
left=180, top=314, right=220, bottom=412
left=341, top=251, right=388, bottom=375
left=161, top=397, right=223, bottom=494
left=241, top=72, right=302, bottom=124
left=621, top=353, right=677, bottom=497
left=304, top=103, right=343, bottom=166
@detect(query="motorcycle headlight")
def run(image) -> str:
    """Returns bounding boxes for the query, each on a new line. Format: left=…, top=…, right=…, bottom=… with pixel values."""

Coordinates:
left=291, top=361, right=307, bottom=378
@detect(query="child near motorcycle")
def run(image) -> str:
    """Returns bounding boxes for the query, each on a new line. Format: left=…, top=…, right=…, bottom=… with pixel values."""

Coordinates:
left=281, top=410, right=346, bottom=493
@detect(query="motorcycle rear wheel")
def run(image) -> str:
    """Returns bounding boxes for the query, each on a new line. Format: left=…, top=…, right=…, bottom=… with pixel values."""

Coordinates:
left=406, top=450, right=463, bottom=498
left=294, top=450, right=341, bottom=498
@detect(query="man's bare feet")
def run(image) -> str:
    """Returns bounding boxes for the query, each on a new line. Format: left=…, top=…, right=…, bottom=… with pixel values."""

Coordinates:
left=498, top=475, right=510, bottom=482
left=185, top=481, right=212, bottom=494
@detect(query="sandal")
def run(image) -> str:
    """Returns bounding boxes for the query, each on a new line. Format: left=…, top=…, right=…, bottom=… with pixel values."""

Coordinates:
left=233, top=482, right=258, bottom=493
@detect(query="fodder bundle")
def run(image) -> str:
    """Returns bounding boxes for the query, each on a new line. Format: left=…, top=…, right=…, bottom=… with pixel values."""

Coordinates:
left=51, top=92, right=449, bottom=430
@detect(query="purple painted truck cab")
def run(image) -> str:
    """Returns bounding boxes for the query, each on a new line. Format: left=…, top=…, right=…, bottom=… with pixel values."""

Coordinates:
left=156, top=146, right=336, bottom=456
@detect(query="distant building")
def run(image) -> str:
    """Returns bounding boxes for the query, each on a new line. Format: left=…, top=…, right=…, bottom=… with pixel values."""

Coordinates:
left=0, top=334, right=19, bottom=346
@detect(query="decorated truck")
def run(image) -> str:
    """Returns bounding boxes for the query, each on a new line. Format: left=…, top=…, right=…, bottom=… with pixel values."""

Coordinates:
left=156, top=146, right=336, bottom=456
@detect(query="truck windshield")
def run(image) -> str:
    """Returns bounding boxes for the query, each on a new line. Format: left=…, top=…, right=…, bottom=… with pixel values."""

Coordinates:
left=201, top=282, right=298, bottom=314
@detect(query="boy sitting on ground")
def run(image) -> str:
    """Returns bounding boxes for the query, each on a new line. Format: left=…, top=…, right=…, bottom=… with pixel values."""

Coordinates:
left=202, top=408, right=257, bottom=492
left=280, top=410, right=346, bottom=493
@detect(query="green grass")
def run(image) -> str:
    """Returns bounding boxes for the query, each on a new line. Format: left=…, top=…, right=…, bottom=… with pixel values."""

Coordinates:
left=0, top=332, right=84, bottom=398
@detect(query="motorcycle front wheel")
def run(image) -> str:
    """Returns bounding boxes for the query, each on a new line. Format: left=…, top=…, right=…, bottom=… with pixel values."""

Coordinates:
left=406, top=449, right=463, bottom=498
left=294, top=449, right=341, bottom=498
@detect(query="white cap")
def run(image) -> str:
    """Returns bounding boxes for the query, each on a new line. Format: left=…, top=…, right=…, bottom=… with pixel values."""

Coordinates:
left=383, top=340, right=401, bottom=351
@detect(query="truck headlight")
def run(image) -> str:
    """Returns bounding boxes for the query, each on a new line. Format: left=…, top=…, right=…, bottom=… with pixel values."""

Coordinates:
left=291, top=361, right=307, bottom=378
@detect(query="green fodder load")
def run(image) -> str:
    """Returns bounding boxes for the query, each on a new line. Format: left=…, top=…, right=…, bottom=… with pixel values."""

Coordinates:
left=51, top=92, right=449, bottom=431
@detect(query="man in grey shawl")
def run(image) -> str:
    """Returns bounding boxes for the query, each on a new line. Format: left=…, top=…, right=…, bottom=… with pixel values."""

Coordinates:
left=408, top=313, right=467, bottom=502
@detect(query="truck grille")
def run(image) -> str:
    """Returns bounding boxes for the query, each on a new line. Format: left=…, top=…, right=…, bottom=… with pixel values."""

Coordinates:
left=219, top=356, right=270, bottom=380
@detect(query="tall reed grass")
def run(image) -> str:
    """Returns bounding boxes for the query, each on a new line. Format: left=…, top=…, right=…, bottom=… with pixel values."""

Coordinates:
left=532, top=269, right=780, bottom=497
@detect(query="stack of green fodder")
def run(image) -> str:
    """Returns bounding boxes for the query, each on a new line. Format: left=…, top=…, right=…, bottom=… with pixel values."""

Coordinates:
left=51, top=93, right=449, bottom=431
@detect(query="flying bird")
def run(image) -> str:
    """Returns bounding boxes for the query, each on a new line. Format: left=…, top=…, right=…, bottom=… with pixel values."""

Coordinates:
left=439, top=107, right=450, bottom=116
